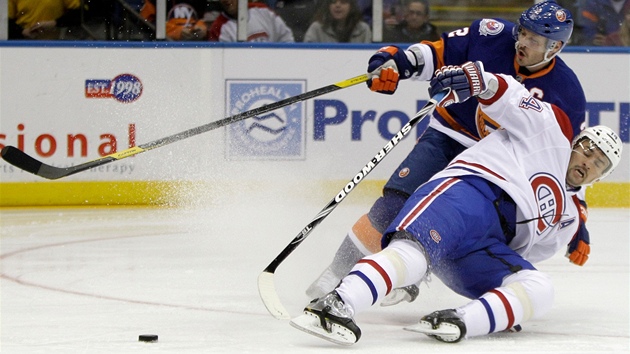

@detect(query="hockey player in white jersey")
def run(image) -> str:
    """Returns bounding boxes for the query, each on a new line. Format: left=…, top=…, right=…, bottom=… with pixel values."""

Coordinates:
left=290, top=61, right=622, bottom=345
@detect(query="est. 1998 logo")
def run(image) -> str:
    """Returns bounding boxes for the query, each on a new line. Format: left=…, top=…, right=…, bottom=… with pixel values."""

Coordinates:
left=85, top=74, right=143, bottom=103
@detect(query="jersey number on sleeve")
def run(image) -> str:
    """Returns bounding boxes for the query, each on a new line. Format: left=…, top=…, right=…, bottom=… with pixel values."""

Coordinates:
left=518, top=96, right=543, bottom=112
left=447, top=27, right=470, bottom=38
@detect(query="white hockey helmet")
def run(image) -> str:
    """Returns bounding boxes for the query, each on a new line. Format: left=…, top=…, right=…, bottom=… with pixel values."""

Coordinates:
left=572, top=125, right=623, bottom=180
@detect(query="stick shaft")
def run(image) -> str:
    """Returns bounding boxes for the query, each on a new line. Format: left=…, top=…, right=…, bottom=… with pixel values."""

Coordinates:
left=258, top=91, right=445, bottom=319
left=1, top=74, right=368, bottom=180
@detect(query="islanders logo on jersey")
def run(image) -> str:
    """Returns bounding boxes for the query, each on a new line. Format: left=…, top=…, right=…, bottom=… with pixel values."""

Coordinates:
left=226, top=80, right=306, bottom=160
left=479, top=19, right=504, bottom=36
left=529, top=172, right=566, bottom=235
left=85, top=74, right=143, bottom=103
left=475, top=106, right=501, bottom=139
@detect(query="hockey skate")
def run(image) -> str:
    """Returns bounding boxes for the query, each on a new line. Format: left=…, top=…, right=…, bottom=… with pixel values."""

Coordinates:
left=380, top=284, right=420, bottom=306
left=290, top=291, right=361, bottom=346
left=403, top=309, right=466, bottom=343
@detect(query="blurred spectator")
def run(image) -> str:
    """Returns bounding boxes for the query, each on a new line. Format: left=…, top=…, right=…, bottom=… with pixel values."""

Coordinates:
left=274, top=0, right=318, bottom=42
left=303, top=0, right=372, bottom=43
left=8, top=0, right=82, bottom=39
left=604, top=5, right=630, bottom=44
left=109, top=0, right=152, bottom=40
left=579, top=0, right=630, bottom=45
left=556, top=0, right=583, bottom=44
left=356, top=0, right=406, bottom=27
left=208, top=0, right=295, bottom=41
left=382, top=0, right=438, bottom=43
left=141, top=0, right=218, bottom=40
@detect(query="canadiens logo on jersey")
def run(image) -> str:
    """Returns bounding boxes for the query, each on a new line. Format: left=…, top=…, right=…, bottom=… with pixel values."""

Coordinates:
left=529, top=173, right=565, bottom=235
left=479, top=19, right=504, bottom=36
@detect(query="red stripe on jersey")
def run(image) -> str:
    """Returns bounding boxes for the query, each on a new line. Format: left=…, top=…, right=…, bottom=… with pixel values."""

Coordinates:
left=478, top=75, right=509, bottom=106
left=551, top=104, right=574, bottom=142
left=449, top=159, right=507, bottom=180
left=208, top=14, right=229, bottom=41
left=248, top=32, right=269, bottom=41
left=357, top=259, right=392, bottom=295
left=397, top=178, right=460, bottom=230
left=489, top=289, right=515, bottom=330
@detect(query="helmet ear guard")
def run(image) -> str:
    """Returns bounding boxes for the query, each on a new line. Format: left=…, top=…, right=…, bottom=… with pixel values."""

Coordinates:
left=572, top=125, right=623, bottom=181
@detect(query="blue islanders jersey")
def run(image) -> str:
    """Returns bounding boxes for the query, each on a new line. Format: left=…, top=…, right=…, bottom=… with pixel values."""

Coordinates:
left=408, top=18, right=586, bottom=146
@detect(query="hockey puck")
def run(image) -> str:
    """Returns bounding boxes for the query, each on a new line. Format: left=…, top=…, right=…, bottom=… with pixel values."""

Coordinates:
left=139, top=334, right=158, bottom=342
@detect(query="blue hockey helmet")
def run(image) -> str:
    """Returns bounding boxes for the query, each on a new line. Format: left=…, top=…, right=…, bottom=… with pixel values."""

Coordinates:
left=515, top=1, right=574, bottom=47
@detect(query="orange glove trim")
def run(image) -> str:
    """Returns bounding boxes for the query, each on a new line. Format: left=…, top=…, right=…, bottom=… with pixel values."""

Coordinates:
left=379, top=46, right=399, bottom=56
left=568, top=240, right=590, bottom=266
left=370, top=68, right=399, bottom=93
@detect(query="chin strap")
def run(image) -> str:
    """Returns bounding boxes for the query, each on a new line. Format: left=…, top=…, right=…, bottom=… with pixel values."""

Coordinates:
left=514, top=40, right=561, bottom=71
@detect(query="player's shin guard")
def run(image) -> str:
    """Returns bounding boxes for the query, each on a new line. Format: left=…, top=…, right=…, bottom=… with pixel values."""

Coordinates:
left=306, top=232, right=368, bottom=299
left=456, top=270, right=554, bottom=338
left=306, top=191, right=410, bottom=299
left=306, top=212, right=385, bottom=298
left=335, top=239, right=428, bottom=314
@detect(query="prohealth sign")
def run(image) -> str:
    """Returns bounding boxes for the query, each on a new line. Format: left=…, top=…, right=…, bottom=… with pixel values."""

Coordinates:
left=225, top=80, right=306, bottom=160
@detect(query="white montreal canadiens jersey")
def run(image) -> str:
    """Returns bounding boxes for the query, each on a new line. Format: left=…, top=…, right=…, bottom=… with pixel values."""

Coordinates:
left=431, top=74, right=580, bottom=263
left=210, top=3, right=294, bottom=42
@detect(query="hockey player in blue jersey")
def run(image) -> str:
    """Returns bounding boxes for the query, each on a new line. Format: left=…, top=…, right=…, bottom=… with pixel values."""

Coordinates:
left=291, top=61, right=623, bottom=346
left=307, top=0, right=591, bottom=305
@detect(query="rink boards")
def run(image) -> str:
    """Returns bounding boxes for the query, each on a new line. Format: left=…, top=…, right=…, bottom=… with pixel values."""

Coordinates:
left=0, top=43, right=628, bottom=207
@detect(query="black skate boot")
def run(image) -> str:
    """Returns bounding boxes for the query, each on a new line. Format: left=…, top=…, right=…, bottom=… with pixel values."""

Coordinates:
left=290, top=291, right=361, bottom=346
left=404, top=309, right=467, bottom=343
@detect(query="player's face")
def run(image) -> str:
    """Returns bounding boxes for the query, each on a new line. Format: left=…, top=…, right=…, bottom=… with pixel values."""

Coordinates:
left=515, top=28, right=550, bottom=67
left=566, top=138, right=611, bottom=187
left=329, top=0, right=351, bottom=21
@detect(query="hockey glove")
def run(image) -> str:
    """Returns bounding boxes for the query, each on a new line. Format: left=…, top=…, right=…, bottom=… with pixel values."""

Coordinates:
left=566, top=198, right=590, bottom=266
left=567, top=221, right=590, bottom=266
left=367, top=46, right=416, bottom=95
left=429, top=61, right=487, bottom=107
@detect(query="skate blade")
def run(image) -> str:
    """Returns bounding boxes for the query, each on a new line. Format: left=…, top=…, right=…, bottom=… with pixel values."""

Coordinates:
left=290, top=312, right=357, bottom=346
left=404, top=321, right=460, bottom=342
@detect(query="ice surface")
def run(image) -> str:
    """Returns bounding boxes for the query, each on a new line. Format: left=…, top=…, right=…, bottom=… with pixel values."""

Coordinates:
left=0, top=191, right=628, bottom=353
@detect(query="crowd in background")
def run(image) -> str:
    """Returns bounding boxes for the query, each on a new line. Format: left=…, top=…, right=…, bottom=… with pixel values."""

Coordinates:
left=6, top=0, right=630, bottom=46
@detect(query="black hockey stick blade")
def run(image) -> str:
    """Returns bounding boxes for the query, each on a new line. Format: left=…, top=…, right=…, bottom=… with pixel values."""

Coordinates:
left=1, top=74, right=369, bottom=180
left=257, top=91, right=446, bottom=320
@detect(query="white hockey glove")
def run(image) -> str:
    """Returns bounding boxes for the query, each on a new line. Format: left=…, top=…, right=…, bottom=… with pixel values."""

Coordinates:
left=428, top=61, right=488, bottom=107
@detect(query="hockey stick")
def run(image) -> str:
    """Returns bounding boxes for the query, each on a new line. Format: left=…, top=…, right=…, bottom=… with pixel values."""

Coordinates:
left=0, top=74, right=368, bottom=180
left=258, top=91, right=446, bottom=320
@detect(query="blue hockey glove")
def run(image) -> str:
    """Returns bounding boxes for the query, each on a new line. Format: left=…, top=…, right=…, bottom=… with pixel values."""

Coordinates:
left=367, top=46, right=416, bottom=95
left=566, top=198, right=590, bottom=266
left=429, top=61, right=487, bottom=107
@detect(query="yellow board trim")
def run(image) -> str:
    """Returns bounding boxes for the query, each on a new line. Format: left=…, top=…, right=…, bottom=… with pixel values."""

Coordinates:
left=0, top=181, right=627, bottom=208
